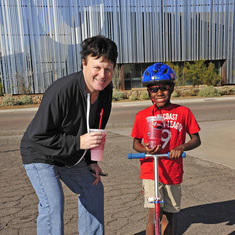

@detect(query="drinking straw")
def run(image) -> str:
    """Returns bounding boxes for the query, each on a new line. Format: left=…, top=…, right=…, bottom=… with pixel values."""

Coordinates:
left=99, top=109, right=104, bottom=129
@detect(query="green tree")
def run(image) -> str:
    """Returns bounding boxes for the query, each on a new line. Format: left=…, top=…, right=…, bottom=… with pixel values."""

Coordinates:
left=165, top=62, right=182, bottom=85
left=184, top=60, right=206, bottom=86
left=178, top=62, right=187, bottom=86
left=16, top=71, right=32, bottom=95
left=112, top=66, right=121, bottom=90
left=203, top=62, right=221, bottom=86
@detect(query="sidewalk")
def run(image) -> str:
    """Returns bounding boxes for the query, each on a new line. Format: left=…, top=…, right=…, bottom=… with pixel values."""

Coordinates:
left=0, top=129, right=234, bottom=235
left=0, top=96, right=235, bottom=234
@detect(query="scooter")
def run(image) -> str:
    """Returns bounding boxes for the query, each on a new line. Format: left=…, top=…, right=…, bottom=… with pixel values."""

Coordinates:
left=128, top=152, right=186, bottom=235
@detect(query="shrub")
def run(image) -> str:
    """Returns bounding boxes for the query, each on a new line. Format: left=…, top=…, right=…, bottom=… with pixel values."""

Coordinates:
left=180, top=87, right=199, bottom=97
left=182, top=90, right=193, bottom=97
left=129, top=94, right=138, bottom=100
left=1, top=95, right=17, bottom=106
left=171, top=91, right=180, bottom=97
left=112, top=90, right=124, bottom=101
left=0, top=83, right=3, bottom=96
left=171, top=88, right=180, bottom=97
left=203, top=62, right=221, bottom=86
left=1, top=95, right=33, bottom=106
left=190, top=87, right=200, bottom=96
left=16, top=95, right=33, bottom=105
left=217, top=86, right=235, bottom=95
left=183, top=60, right=206, bottom=86
left=140, top=91, right=149, bottom=100
left=198, top=86, right=221, bottom=97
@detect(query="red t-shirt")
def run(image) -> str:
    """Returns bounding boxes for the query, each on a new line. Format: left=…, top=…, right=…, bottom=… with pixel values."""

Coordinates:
left=131, top=103, right=200, bottom=185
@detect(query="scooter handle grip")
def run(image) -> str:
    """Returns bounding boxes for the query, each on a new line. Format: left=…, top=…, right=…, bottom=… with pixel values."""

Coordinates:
left=179, top=152, right=186, bottom=158
left=128, top=153, right=146, bottom=159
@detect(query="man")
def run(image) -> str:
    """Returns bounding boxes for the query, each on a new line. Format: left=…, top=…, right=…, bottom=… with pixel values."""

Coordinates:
left=20, top=35, right=118, bottom=235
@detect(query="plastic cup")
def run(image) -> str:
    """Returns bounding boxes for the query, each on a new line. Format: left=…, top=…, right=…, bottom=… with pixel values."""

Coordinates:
left=89, top=129, right=107, bottom=161
left=146, top=116, right=165, bottom=148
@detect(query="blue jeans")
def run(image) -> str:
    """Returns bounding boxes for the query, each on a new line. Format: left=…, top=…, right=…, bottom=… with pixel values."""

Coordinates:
left=24, top=160, right=104, bottom=235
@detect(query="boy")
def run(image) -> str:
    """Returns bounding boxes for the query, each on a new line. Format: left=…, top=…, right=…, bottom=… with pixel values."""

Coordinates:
left=131, top=63, right=201, bottom=235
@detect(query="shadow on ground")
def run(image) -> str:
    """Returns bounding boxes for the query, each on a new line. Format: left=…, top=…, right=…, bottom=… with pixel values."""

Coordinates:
left=176, top=200, right=235, bottom=234
left=133, top=200, right=235, bottom=235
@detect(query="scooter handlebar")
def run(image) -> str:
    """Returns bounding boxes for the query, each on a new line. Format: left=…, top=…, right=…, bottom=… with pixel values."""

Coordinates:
left=128, top=152, right=186, bottom=159
left=128, top=153, right=146, bottom=159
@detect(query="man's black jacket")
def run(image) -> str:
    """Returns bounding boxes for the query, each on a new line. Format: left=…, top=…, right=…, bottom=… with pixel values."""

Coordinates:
left=20, top=71, right=112, bottom=167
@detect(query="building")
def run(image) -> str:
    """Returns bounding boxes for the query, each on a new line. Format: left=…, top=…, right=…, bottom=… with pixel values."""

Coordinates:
left=0, top=0, right=234, bottom=94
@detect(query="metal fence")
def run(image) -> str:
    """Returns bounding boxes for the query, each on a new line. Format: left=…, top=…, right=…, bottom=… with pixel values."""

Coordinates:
left=0, top=0, right=234, bottom=94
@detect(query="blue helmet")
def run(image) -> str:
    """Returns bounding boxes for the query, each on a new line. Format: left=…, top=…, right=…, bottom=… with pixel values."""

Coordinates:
left=142, top=63, right=176, bottom=87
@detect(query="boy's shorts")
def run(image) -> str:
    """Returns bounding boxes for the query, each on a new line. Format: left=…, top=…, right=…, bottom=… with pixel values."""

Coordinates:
left=142, top=179, right=181, bottom=213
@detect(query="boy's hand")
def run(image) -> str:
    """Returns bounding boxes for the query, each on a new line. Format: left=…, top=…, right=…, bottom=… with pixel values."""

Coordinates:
left=144, top=143, right=162, bottom=155
left=169, top=147, right=184, bottom=159
left=169, top=133, right=201, bottom=159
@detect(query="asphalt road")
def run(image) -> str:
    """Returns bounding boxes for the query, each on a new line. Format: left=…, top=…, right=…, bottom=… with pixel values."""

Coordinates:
left=0, top=96, right=235, bottom=235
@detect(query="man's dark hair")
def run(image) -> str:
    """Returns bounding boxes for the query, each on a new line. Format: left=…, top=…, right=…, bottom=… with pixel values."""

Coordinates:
left=81, top=35, right=118, bottom=68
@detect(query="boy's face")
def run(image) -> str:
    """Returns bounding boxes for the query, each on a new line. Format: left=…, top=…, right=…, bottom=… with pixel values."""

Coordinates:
left=148, top=83, right=174, bottom=108
left=83, top=55, right=114, bottom=93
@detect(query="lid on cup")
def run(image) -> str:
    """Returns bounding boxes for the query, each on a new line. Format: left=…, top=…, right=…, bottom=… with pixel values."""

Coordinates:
left=146, top=116, right=165, bottom=129
left=146, top=116, right=165, bottom=121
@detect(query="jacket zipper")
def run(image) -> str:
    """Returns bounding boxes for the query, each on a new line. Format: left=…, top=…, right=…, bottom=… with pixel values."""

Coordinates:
left=73, top=93, right=90, bottom=166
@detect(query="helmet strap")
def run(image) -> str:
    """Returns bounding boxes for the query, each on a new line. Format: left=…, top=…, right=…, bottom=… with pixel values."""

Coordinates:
left=149, top=92, right=171, bottom=109
left=154, top=100, right=171, bottom=110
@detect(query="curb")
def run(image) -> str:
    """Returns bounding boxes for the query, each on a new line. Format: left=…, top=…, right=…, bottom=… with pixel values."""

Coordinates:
left=1, top=96, right=235, bottom=112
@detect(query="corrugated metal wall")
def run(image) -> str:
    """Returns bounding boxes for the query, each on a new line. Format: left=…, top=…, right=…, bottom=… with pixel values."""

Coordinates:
left=0, top=0, right=234, bottom=94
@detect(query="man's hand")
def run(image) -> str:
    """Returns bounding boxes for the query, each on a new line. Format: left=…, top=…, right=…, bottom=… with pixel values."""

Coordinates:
left=89, top=163, right=102, bottom=185
left=80, top=132, right=103, bottom=150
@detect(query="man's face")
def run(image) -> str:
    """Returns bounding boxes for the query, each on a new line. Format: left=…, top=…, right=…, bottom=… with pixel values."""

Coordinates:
left=148, top=83, right=173, bottom=108
left=82, top=55, right=114, bottom=93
